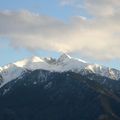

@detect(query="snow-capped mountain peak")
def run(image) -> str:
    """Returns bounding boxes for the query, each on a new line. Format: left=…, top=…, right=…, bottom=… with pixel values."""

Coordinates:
left=0, top=53, right=120, bottom=88
left=57, top=53, right=86, bottom=64
left=58, top=53, right=71, bottom=61
left=14, top=56, right=44, bottom=68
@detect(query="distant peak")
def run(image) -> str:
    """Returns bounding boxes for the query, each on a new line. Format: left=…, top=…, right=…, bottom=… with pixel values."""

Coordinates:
left=59, top=53, right=71, bottom=59
left=29, top=56, right=42, bottom=62
left=57, top=53, right=71, bottom=63
left=14, top=56, right=44, bottom=68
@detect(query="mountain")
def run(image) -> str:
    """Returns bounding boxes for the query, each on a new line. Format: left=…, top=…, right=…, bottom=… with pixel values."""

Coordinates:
left=0, top=54, right=120, bottom=120
left=0, top=70, right=120, bottom=120
left=0, top=53, right=120, bottom=88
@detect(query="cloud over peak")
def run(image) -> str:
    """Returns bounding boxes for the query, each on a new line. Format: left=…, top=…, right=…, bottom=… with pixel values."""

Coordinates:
left=0, top=0, right=120, bottom=60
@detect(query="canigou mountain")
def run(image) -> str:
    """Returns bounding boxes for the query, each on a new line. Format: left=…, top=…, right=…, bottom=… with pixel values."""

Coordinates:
left=0, top=53, right=120, bottom=87
left=0, top=54, right=120, bottom=120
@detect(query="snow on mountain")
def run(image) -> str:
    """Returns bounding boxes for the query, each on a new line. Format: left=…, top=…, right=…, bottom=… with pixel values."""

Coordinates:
left=0, top=64, right=26, bottom=88
left=14, top=54, right=87, bottom=72
left=0, top=53, right=120, bottom=88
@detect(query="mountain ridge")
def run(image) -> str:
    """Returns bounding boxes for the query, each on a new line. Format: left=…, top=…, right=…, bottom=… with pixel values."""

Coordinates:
left=0, top=53, right=120, bottom=88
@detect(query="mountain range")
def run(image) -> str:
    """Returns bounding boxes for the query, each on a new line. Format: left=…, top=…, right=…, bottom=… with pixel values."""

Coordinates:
left=0, top=54, right=120, bottom=120
left=0, top=53, right=120, bottom=88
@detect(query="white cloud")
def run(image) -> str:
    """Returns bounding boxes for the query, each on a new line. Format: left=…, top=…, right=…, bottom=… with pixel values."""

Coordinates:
left=60, top=0, right=120, bottom=16
left=85, top=0, right=120, bottom=17
left=0, top=2, right=120, bottom=60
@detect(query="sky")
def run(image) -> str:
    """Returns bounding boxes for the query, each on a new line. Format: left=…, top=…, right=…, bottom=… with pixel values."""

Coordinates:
left=0, top=0, right=120, bottom=69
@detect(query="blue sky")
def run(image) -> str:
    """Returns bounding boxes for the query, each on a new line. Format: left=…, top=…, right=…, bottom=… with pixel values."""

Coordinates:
left=0, top=0, right=69, bottom=65
left=0, top=0, right=120, bottom=69
left=0, top=0, right=76, bottom=20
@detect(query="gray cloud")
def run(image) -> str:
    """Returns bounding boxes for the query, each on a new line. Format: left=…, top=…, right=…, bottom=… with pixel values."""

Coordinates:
left=0, top=1, right=120, bottom=60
